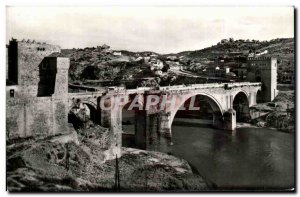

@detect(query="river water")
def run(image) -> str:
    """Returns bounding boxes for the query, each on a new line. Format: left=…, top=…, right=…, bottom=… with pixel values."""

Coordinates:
left=122, top=114, right=294, bottom=190
left=170, top=118, right=294, bottom=190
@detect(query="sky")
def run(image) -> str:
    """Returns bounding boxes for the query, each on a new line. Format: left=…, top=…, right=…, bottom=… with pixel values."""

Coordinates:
left=6, top=6, right=294, bottom=54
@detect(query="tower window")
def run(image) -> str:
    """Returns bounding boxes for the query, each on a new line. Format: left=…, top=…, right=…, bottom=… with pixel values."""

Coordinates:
left=41, top=62, right=47, bottom=70
left=37, top=47, right=46, bottom=51
left=10, top=89, right=14, bottom=97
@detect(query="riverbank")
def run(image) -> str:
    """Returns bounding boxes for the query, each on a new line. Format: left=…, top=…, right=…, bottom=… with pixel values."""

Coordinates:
left=236, top=122, right=258, bottom=129
left=250, top=90, right=294, bottom=133
left=7, top=126, right=210, bottom=192
left=171, top=118, right=274, bottom=131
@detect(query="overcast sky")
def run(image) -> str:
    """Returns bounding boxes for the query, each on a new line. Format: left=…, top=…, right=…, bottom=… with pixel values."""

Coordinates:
left=6, top=6, right=294, bottom=54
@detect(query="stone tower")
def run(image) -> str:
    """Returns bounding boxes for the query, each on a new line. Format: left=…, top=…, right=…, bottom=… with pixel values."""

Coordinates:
left=6, top=38, right=70, bottom=139
left=7, top=39, right=62, bottom=97
left=246, top=57, right=278, bottom=102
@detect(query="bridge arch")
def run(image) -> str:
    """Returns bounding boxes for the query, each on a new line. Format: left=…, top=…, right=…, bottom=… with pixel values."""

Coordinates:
left=170, top=92, right=224, bottom=126
left=232, top=89, right=250, bottom=103
left=83, top=101, right=100, bottom=125
left=68, top=98, right=100, bottom=129
left=82, top=100, right=97, bottom=110
left=232, top=91, right=250, bottom=122
left=169, top=93, right=224, bottom=133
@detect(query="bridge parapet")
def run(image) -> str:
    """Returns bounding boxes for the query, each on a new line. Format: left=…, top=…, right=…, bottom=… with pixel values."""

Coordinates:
left=148, top=82, right=261, bottom=94
left=226, top=82, right=261, bottom=88
left=68, top=82, right=262, bottom=103
left=68, top=92, right=104, bottom=99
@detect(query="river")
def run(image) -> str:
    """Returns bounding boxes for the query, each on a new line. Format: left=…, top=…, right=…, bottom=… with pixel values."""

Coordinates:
left=122, top=115, right=295, bottom=190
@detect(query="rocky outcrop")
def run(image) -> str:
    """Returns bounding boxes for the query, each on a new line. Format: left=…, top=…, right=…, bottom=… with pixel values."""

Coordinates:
left=7, top=126, right=210, bottom=192
left=250, top=90, right=294, bottom=132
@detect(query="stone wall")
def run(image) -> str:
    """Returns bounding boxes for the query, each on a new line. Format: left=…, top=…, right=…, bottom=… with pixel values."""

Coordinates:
left=6, top=39, right=69, bottom=140
left=6, top=97, right=66, bottom=139
left=6, top=97, right=68, bottom=139
left=247, top=57, right=278, bottom=102
left=8, top=40, right=61, bottom=97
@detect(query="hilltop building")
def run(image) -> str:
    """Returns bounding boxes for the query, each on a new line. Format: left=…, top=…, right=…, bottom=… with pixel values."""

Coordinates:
left=113, top=51, right=122, bottom=56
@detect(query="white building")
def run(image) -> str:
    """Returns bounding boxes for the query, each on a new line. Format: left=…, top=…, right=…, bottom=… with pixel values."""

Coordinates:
left=113, top=51, right=122, bottom=56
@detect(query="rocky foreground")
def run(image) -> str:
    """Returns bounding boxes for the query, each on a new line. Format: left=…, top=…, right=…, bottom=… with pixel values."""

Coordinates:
left=7, top=127, right=211, bottom=192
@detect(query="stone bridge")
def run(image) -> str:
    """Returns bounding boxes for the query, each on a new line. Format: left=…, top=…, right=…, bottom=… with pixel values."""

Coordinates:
left=68, top=82, right=261, bottom=153
left=5, top=39, right=272, bottom=160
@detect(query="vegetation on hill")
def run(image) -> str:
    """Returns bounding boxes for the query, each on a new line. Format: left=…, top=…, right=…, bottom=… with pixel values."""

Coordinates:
left=176, top=38, right=294, bottom=73
left=61, top=47, right=162, bottom=88
left=61, top=38, right=294, bottom=87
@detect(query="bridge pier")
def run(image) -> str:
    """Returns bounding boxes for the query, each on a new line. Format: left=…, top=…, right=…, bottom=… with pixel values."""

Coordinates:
left=101, top=109, right=111, bottom=127
left=146, top=113, right=159, bottom=149
left=99, top=106, right=122, bottom=159
left=212, top=112, right=224, bottom=130
left=108, top=107, right=123, bottom=158
left=134, top=111, right=173, bottom=152
left=100, top=95, right=113, bottom=127
left=212, top=110, right=236, bottom=131
left=134, top=110, right=147, bottom=149
left=132, top=111, right=173, bottom=152
left=145, top=112, right=173, bottom=152
left=223, top=109, right=236, bottom=131
left=158, top=112, right=172, bottom=138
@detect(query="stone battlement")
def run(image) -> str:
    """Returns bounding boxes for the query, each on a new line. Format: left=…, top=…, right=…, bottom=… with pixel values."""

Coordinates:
left=247, top=57, right=275, bottom=61
left=8, top=38, right=61, bottom=55
left=17, top=39, right=61, bottom=53
left=20, top=38, right=46, bottom=45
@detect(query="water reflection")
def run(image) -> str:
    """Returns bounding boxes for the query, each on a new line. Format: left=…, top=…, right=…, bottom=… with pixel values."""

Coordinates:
left=121, top=112, right=294, bottom=190
left=170, top=118, right=294, bottom=189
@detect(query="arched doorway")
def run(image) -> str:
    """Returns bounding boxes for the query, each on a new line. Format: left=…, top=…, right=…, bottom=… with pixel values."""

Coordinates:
left=233, top=92, right=250, bottom=122
left=256, top=89, right=263, bottom=103
left=255, top=69, right=262, bottom=82
left=256, top=76, right=262, bottom=82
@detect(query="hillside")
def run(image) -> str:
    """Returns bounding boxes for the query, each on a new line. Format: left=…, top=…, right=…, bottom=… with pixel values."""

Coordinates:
left=174, top=38, right=294, bottom=72
left=62, top=38, right=294, bottom=88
